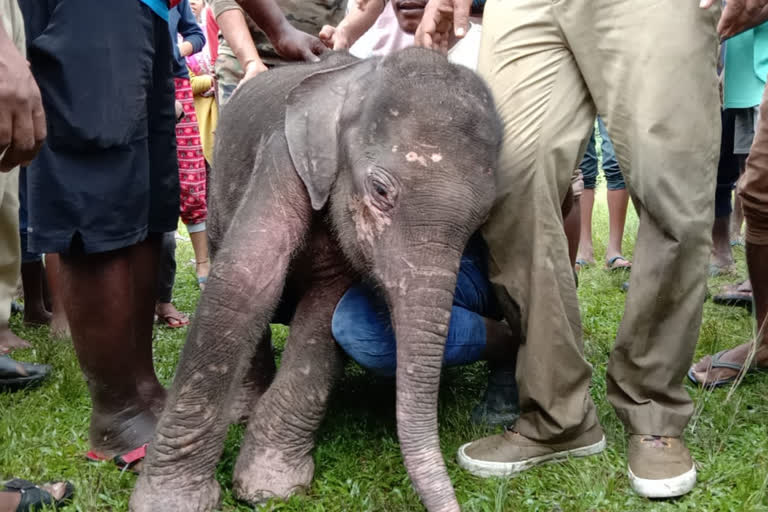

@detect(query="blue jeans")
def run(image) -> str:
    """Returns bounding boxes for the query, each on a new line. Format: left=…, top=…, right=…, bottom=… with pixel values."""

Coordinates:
left=331, top=234, right=501, bottom=376
left=579, top=116, right=625, bottom=191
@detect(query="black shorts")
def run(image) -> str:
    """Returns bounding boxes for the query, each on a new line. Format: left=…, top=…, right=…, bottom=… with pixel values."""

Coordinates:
left=22, top=0, right=179, bottom=254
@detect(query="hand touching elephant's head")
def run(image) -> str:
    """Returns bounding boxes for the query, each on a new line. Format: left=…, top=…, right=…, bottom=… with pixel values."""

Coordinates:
left=285, top=48, right=503, bottom=512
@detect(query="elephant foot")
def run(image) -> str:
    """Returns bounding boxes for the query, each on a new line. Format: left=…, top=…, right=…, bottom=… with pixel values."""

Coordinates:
left=233, top=446, right=314, bottom=504
left=89, top=403, right=157, bottom=458
left=130, top=475, right=220, bottom=512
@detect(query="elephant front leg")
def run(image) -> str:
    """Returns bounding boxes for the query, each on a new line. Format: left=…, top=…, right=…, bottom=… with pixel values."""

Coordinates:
left=233, top=233, right=352, bottom=504
left=130, top=195, right=311, bottom=512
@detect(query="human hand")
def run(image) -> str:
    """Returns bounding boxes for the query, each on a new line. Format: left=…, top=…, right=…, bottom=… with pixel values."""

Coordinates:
left=272, top=23, right=327, bottom=62
left=0, top=39, right=46, bottom=172
left=414, top=0, right=472, bottom=54
left=237, top=59, right=269, bottom=90
left=178, top=40, right=194, bottom=57
left=355, top=0, right=383, bottom=11
left=700, top=0, right=768, bottom=40
left=319, top=25, right=351, bottom=50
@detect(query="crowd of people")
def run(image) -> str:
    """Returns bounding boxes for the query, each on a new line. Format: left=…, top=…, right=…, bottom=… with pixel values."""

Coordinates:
left=1, top=0, right=767, bottom=509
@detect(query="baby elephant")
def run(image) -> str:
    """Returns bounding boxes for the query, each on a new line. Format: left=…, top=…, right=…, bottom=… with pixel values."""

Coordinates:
left=131, top=48, right=502, bottom=512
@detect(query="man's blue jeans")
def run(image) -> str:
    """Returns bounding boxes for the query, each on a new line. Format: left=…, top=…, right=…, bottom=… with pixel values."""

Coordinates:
left=331, top=234, right=501, bottom=376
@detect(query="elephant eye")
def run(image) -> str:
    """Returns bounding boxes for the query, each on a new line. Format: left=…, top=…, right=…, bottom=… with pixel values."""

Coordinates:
left=373, top=181, right=388, bottom=198
left=367, top=173, right=397, bottom=212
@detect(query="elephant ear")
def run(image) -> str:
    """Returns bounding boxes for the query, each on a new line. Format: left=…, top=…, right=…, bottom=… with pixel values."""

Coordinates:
left=285, top=57, right=376, bottom=211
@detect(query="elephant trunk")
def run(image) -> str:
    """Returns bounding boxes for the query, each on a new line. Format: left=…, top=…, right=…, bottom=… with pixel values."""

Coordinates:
left=388, top=256, right=461, bottom=512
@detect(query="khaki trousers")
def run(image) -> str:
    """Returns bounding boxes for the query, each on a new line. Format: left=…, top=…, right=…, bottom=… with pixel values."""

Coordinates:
left=739, top=84, right=768, bottom=246
left=0, top=0, right=25, bottom=327
left=479, top=0, right=720, bottom=440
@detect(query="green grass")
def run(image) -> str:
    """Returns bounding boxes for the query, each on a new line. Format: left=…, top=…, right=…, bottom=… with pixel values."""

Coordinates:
left=2, top=192, right=768, bottom=512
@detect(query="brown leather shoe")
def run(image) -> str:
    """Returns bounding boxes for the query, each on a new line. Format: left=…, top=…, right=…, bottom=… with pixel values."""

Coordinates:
left=457, top=423, right=605, bottom=478
left=628, top=435, right=696, bottom=498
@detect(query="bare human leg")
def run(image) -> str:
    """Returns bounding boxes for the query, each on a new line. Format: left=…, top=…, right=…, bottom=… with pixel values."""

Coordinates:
left=576, top=187, right=596, bottom=266
left=133, top=236, right=167, bottom=417
left=564, top=195, right=581, bottom=270
left=60, top=239, right=159, bottom=456
left=44, top=254, right=70, bottom=339
left=189, top=230, right=210, bottom=286
left=605, top=187, right=630, bottom=267
left=711, top=214, right=734, bottom=270
left=21, top=260, right=51, bottom=326
left=690, top=242, right=768, bottom=385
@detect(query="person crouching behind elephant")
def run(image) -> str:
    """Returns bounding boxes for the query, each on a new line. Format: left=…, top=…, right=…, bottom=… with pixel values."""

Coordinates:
left=332, top=232, right=520, bottom=426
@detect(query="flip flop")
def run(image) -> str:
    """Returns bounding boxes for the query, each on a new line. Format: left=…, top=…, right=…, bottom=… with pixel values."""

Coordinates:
left=712, top=283, right=753, bottom=311
left=86, top=443, right=148, bottom=473
left=606, top=255, right=632, bottom=271
left=155, top=310, right=190, bottom=328
left=687, top=350, right=768, bottom=388
left=574, top=259, right=591, bottom=273
left=1, top=478, right=74, bottom=511
left=0, top=356, right=51, bottom=392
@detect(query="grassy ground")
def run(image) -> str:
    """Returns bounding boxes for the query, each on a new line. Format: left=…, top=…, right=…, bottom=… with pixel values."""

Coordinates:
left=2, top=191, right=767, bottom=512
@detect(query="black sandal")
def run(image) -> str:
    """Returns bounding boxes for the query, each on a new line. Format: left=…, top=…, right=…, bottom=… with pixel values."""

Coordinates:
left=0, top=356, right=50, bottom=391
left=1, top=479, right=74, bottom=511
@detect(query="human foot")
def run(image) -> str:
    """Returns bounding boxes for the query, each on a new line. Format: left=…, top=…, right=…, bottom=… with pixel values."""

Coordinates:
left=0, top=479, right=73, bottom=512
left=688, top=341, right=768, bottom=387
left=23, top=305, right=52, bottom=327
left=233, top=446, right=314, bottom=504
left=155, top=302, right=189, bottom=328
left=606, top=254, right=631, bottom=271
left=89, top=404, right=158, bottom=459
left=50, top=313, right=71, bottom=340
left=457, top=423, right=605, bottom=477
left=0, top=326, right=31, bottom=354
left=627, top=435, right=696, bottom=498
left=712, top=280, right=753, bottom=310
left=575, top=250, right=595, bottom=268
left=196, top=259, right=209, bottom=290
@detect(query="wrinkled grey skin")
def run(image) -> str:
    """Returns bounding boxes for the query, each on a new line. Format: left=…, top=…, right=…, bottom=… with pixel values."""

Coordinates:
left=130, top=48, right=502, bottom=512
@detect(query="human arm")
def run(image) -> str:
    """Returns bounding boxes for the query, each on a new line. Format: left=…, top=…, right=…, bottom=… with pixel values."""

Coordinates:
left=177, top=0, right=206, bottom=56
left=700, top=0, right=768, bottom=40
left=232, top=0, right=327, bottom=61
left=0, top=24, right=46, bottom=172
left=413, top=0, right=472, bottom=53
left=216, top=8, right=269, bottom=80
left=319, top=0, right=384, bottom=50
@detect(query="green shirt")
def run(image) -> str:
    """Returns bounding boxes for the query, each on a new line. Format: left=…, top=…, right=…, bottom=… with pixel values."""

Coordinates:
left=724, top=22, right=768, bottom=109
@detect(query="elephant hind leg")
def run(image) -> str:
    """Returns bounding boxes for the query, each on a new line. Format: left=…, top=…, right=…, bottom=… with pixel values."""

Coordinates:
left=233, top=228, right=353, bottom=505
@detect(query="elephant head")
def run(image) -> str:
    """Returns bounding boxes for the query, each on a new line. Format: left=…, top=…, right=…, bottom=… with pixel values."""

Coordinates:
left=286, top=48, right=503, bottom=511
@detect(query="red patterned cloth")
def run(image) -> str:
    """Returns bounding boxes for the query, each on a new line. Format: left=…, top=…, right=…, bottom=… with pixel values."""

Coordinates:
left=174, top=77, right=207, bottom=227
